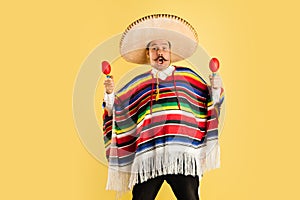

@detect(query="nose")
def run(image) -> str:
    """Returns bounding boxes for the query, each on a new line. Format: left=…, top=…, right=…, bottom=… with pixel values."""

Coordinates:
left=157, top=48, right=163, bottom=55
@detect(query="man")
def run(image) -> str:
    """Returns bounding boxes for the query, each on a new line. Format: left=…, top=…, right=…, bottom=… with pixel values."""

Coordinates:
left=102, top=14, right=224, bottom=200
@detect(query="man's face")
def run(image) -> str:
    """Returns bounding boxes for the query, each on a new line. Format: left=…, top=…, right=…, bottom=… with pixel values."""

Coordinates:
left=146, top=39, right=171, bottom=71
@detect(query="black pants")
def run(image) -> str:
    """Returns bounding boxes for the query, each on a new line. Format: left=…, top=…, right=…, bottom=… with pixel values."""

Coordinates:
left=132, top=174, right=199, bottom=200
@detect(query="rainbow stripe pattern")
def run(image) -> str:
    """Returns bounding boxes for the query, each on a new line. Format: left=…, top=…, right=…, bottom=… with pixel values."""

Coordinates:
left=102, top=66, right=223, bottom=192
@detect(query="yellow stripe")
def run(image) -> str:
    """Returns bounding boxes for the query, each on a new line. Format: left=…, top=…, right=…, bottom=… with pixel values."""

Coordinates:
left=115, top=123, right=137, bottom=134
left=105, top=141, right=111, bottom=148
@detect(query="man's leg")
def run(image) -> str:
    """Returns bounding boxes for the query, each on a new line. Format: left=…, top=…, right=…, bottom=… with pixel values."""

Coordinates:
left=132, top=176, right=164, bottom=200
left=165, top=174, right=200, bottom=200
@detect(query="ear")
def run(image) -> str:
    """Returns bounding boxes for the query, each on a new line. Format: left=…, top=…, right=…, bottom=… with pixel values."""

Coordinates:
left=146, top=49, right=150, bottom=58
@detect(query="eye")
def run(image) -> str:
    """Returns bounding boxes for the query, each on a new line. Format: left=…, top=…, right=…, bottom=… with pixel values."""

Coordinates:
left=151, top=47, right=157, bottom=51
left=162, top=46, right=169, bottom=51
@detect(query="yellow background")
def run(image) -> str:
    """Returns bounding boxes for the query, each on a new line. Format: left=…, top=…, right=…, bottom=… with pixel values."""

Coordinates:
left=1, top=0, right=300, bottom=199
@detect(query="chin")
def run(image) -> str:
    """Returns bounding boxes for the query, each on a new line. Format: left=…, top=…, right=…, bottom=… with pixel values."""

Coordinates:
left=155, top=65, right=168, bottom=70
left=152, top=63, right=170, bottom=70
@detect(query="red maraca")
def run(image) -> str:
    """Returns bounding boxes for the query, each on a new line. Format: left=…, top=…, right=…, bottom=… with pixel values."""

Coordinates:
left=101, top=61, right=112, bottom=109
left=209, top=57, right=220, bottom=76
left=102, top=60, right=111, bottom=78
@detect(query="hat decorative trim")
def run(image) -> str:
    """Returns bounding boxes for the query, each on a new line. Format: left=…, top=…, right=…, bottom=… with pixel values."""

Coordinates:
left=121, top=14, right=198, bottom=44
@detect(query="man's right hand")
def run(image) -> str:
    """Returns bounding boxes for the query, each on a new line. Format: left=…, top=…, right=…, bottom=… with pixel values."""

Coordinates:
left=104, top=76, right=114, bottom=94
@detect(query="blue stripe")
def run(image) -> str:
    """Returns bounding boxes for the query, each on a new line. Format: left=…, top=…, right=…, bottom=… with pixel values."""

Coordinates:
left=136, top=135, right=204, bottom=153
left=109, top=153, right=135, bottom=166
left=174, top=81, right=207, bottom=97
left=206, top=129, right=218, bottom=139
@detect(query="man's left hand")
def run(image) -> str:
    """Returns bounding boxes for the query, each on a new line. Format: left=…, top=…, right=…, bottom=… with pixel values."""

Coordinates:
left=209, top=74, right=222, bottom=89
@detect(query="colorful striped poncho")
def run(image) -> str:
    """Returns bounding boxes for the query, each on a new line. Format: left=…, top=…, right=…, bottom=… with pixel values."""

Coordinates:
left=102, top=66, right=224, bottom=193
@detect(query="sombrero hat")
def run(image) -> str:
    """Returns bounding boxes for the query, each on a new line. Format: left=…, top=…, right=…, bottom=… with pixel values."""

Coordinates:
left=120, top=14, right=198, bottom=64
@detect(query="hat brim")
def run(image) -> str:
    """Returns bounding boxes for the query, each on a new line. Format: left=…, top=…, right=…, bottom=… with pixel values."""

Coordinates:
left=120, top=14, right=198, bottom=64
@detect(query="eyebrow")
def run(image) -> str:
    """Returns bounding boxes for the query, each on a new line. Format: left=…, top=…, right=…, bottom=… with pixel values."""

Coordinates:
left=146, top=41, right=171, bottom=49
left=149, top=43, right=169, bottom=47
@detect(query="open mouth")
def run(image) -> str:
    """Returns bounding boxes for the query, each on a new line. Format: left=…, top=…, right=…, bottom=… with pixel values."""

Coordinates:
left=158, top=57, right=164, bottom=64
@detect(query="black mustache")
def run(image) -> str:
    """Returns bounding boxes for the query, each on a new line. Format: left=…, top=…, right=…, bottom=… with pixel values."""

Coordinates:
left=154, top=56, right=168, bottom=61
